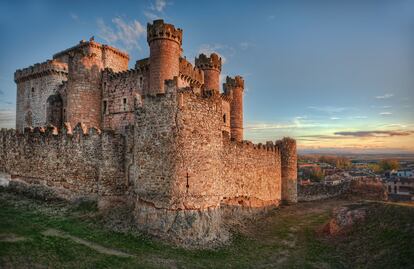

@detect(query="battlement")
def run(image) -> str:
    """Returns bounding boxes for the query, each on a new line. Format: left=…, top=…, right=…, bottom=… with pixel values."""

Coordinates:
left=195, top=53, right=222, bottom=71
left=0, top=122, right=108, bottom=142
left=14, top=59, right=68, bottom=83
left=223, top=75, right=244, bottom=92
left=103, top=67, right=145, bottom=81
left=220, top=92, right=233, bottom=103
left=135, top=58, right=150, bottom=70
left=147, top=19, right=183, bottom=45
left=179, top=57, right=204, bottom=88
left=53, top=40, right=129, bottom=60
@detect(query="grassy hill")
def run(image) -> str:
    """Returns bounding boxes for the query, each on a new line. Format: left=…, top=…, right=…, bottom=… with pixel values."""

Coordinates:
left=0, top=189, right=413, bottom=268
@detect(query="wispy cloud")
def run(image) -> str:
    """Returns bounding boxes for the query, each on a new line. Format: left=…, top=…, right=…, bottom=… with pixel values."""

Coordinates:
left=334, top=130, right=413, bottom=137
left=239, top=42, right=254, bottom=50
left=69, top=12, right=79, bottom=22
left=197, top=44, right=235, bottom=64
left=379, top=111, right=392, bottom=115
left=150, top=0, right=167, bottom=12
left=97, top=17, right=145, bottom=51
left=0, top=109, right=15, bottom=128
left=144, top=11, right=160, bottom=21
left=375, top=93, right=394, bottom=99
left=350, top=116, right=368, bottom=119
left=330, top=117, right=340, bottom=120
left=307, top=106, right=351, bottom=113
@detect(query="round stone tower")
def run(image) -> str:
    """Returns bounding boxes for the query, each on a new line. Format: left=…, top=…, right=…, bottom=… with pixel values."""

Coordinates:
left=65, top=41, right=104, bottom=128
left=195, top=53, right=222, bottom=93
left=223, top=76, right=244, bottom=142
left=147, top=20, right=183, bottom=95
left=277, top=137, right=298, bottom=204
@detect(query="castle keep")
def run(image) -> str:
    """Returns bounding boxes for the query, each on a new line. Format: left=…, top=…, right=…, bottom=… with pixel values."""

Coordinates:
left=1, top=20, right=297, bottom=246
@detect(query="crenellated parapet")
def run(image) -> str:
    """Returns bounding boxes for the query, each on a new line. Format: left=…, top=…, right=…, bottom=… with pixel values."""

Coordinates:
left=179, top=57, right=204, bottom=88
left=223, top=75, right=244, bottom=93
left=53, top=40, right=129, bottom=61
left=147, top=19, right=183, bottom=46
left=195, top=53, right=222, bottom=72
left=14, top=59, right=68, bottom=83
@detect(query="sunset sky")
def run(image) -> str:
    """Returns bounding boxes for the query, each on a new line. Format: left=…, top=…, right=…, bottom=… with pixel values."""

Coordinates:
left=0, top=0, right=413, bottom=153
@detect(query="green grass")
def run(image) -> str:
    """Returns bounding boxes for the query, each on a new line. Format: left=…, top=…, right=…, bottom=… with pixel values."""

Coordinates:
left=0, top=190, right=413, bottom=268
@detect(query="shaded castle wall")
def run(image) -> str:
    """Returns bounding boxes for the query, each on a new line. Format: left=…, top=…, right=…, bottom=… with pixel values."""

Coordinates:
left=0, top=126, right=126, bottom=200
left=14, top=60, right=68, bottom=131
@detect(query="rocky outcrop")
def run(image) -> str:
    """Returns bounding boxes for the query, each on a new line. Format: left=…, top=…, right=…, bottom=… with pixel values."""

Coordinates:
left=323, top=205, right=367, bottom=235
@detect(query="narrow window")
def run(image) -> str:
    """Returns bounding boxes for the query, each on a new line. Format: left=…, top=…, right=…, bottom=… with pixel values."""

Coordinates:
left=63, top=109, right=66, bottom=121
left=123, top=98, right=127, bottom=111
left=394, top=185, right=397, bottom=193
left=31, top=87, right=34, bottom=93
left=139, top=77, right=143, bottom=87
left=223, top=114, right=226, bottom=123
left=103, top=100, right=108, bottom=114
left=103, top=82, right=107, bottom=91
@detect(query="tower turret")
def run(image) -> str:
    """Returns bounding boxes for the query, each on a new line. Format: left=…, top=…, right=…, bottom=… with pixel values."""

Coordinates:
left=223, top=76, right=244, bottom=141
left=195, top=53, right=222, bottom=93
left=277, top=137, right=298, bottom=204
left=147, top=20, right=182, bottom=95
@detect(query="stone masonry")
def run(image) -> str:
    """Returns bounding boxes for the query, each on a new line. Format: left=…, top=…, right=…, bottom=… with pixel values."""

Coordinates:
left=2, top=19, right=298, bottom=246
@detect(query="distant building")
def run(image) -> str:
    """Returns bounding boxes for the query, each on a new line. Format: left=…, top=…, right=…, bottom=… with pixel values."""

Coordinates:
left=387, top=177, right=414, bottom=201
left=397, top=170, right=413, bottom=178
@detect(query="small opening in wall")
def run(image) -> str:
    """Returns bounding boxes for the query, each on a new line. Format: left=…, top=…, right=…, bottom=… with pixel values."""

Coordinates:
left=139, top=77, right=143, bottom=87
left=31, top=87, right=34, bottom=93
left=223, top=114, right=226, bottom=123
left=103, top=100, right=108, bottom=114
left=63, top=109, right=66, bottom=121
left=123, top=98, right=127, bottom=111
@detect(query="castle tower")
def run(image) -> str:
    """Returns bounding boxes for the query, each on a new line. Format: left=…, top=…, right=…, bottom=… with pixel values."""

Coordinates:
left=223, top=76, right=244, bottom=141
left=195, top=53, right=222, bottom=93
left=56, top=40, right=129, bottom=128
left=147, top=20, right=182, bottom=95
left=277, top=138, right=298, bottom=204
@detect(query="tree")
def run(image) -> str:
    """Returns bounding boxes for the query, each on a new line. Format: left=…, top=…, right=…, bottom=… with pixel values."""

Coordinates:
left=378, top=159, right=400, bottom=171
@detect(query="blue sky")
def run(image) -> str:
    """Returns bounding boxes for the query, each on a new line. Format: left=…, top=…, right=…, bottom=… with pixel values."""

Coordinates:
left=0, top=0, right=413, bottom=153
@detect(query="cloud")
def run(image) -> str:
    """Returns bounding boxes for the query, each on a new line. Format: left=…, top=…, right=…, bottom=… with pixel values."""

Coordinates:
left=330, top=117, right=340, bottom=120
left=150, top=0, right=167, bottom=12
left=334, top=130, right=413, bottom=137
left=0, top=109, right=15, bottom=128
left=307, top=106, right=351, bottom=113
left=197, top=44, right=235, bottom=64
left=97, top=17, right=146, bottom=51
left=379, top=112, right=392, bottom=115
left=350, top=116, right=368, bottom=119
left=69, top=12, right=79, bottom=21
left=267, top=15, right=276, bottom=21
left=375, top=93, right=394, bottom=99
left=144, top=11, right=160, bottom=21
left=239, top=42, right=253, bottom=50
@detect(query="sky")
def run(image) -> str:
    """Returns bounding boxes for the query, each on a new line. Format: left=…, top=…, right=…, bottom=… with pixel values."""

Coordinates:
left=0, top=0, right=413, bottom=154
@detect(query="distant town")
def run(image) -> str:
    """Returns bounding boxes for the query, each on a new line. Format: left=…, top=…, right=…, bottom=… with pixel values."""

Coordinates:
left=298, top=154, right=414, bottom=201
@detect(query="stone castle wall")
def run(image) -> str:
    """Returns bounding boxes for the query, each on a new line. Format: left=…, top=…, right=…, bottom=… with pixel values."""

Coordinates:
left=0, top=125, right=126, bottom=201
left=15, top=60, right=68, bottom=131
left=127, top=82, right=284, bottom=245
left=102, top=69, right=146, bottom=132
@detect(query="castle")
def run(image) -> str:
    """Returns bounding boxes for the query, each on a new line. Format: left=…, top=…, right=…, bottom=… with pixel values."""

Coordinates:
left=1, top=20, right=297, bottom=246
